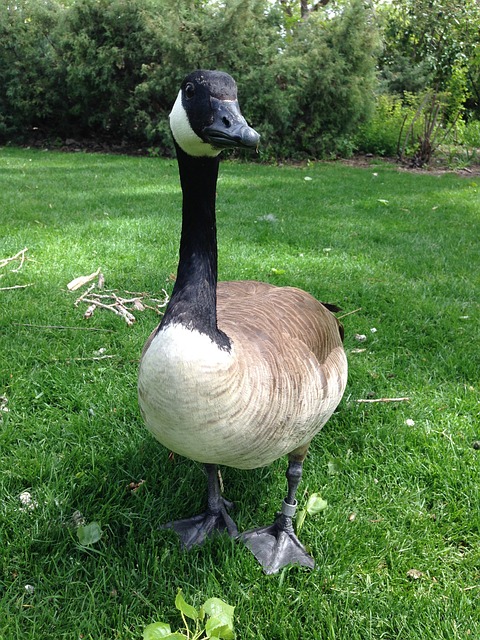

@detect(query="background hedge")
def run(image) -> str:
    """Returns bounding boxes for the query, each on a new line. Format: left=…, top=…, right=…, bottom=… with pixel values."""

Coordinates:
left=0, top=0, right=379, bottom=157
left=1, top=0, right=479, bottom=160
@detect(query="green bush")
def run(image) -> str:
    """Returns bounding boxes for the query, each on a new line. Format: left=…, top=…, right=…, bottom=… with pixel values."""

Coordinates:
left=462, top=120, right=480, bottom=147
left=260, top=0, right=379, bottom=159
left=356, top=94, right=406, bottom=156
left=0, top=0, right=379, bottom=158
left=53, top=0, right=158, bottom=140
left=438, top=118, right=480, bottom=166
left=0, top=1, right=61, bottom=138
left=129, top=0, right=284, bottom=153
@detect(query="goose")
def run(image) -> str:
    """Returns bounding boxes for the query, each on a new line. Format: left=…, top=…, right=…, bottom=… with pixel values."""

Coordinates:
left=138, top=69, right=348, bottom=574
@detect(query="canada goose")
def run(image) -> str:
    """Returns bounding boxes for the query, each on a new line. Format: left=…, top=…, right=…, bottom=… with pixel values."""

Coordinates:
left=138, top=70, right=348, bottom=574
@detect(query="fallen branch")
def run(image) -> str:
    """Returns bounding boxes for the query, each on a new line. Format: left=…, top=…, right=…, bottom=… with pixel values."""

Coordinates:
left=0, top=283, right=33, bottom=291
left=13, top=323, right=114, bottom=332
left=0, top=247, right=28, bottom=270
left=337, top=307, right=362, bottom=320
left=356, top=397, right=410, bottom=404
left=69, top=271, right=169, bottom=326
left=81, top=297, right=136, bottom=326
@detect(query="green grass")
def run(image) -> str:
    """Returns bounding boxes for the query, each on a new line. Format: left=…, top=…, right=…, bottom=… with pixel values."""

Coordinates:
left=0, top=147, right=479, bottom=639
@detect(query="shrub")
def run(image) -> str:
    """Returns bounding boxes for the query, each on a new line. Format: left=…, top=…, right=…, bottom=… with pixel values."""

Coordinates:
left=0, top=0, right=380, bottom=158
left=51, top=0, right=161, bottom=141
left=259, top=0, right=380, bottom=159
left=355, top=94, right=416, bottom=157
left=0, top=1, right=62, bottom=139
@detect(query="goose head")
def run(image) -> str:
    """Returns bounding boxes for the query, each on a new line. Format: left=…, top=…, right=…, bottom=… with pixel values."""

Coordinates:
left=169, top=70, right=260, bottom=158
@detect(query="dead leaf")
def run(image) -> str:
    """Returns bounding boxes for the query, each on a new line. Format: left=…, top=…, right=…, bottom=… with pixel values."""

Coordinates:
left=72, top=510, right=86, bottom=527
left=18, top=491, right=38, bottom=511
left=406, top=569, right=424, bottom=580
left=0, top=395, right=9, bottom=413
left=127, top=479, right=145, bottom=493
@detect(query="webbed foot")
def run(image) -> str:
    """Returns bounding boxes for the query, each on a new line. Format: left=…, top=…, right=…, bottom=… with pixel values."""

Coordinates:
left=241, top=499, right=315, bottom=574
left=160, top=464, right=238, bottom=549
left=161, top=498, right=238, bottom=549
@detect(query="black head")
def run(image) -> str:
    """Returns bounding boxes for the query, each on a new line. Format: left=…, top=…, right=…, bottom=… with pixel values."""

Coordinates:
left=169, top=70, right=260, bottom=157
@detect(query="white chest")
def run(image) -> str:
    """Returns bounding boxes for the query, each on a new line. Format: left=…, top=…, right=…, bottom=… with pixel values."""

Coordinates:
left=138, top=322, right=346, bottom=469
left=138, top=323, right=238, bottom=461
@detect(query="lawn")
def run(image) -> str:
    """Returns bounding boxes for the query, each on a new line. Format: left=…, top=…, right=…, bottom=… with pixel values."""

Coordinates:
left=0, top=147, right=479, bottom=639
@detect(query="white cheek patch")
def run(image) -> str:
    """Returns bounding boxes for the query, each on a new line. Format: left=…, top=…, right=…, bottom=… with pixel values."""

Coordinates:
left=169, top=91, right=221, bottom=158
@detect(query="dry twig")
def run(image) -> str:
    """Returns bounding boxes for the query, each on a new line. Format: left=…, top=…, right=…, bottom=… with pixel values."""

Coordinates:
left=337, top=307, right=362, bottom=320
left=1, top=248, right=31, bottom=290
left=0, top=283, right=34, bottom=291
left=69, top=355, right=117, bottom=362
left=0, top=247, right=28, bottom=270
left=81, top=297, right=136, bottom=326
left=69, top=270, right=169, bottom=325
left=356, top=397, right=411, bottom=404
left=13, top=323, right=113, bottom=332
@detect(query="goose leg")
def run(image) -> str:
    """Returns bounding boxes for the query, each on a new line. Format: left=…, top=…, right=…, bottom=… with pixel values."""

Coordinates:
left=161, top=463, right=238, bottom=549
left=241, top=457, right=315, bottom=574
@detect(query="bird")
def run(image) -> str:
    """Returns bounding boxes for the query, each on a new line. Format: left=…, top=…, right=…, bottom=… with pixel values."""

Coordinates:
left=137, top=69, right=348, bottom=574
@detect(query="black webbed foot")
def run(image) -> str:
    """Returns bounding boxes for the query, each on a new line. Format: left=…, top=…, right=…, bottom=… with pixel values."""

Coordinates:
left=160, top=464, right=238, bottom=549
left=161, top=497, right=238, bottom=549
left=241, top=502, right=314, bottom=574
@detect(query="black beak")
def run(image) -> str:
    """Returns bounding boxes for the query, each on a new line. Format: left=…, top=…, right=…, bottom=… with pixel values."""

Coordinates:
left=203, top=97, right=260, bottom=150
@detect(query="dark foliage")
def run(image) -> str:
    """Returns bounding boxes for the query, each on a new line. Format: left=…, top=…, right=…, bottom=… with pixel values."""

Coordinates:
left=0, top=0, right=379, bottom=158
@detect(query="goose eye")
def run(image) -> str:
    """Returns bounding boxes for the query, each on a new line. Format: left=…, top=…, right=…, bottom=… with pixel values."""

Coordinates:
left=185, top=83, right=195, bottom=99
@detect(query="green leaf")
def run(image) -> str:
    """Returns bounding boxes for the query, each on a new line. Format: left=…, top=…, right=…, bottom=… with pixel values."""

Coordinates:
left=296, top=508, right=307, bottom=533
left=202, top=599, right=235, bottom=639
left=142, top=623, right=186, bottom=640
left=327, top=459, right=341, bottom=475
left=175, top=589, right=198, bottom=621
left=201, top=598, right=234, bottom=622
left=205, top=617, right=235, bottom=639
left=305, top=493, right=328, bottom=516
left=77, top=521, right=102, bottom=546
left=142, top=622, right=173, bottom=639
left=297, top=493, right=328, bottom=533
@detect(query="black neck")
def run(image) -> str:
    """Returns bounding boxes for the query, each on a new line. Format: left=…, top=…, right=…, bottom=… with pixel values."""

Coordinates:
left=159, top=144, right=231, bottom=350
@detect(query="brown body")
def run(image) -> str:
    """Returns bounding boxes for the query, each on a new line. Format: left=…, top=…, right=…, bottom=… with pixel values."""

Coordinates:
left=138, top=281, right=347, bottom=470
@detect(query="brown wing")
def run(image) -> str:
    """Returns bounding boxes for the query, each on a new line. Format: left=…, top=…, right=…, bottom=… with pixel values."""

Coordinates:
left=217, top=280, right=344, bottom=364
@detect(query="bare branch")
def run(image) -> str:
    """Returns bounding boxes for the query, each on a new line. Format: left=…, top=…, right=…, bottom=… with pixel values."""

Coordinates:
left=0, top=247, right=28, bottom=270
left=13, top=323, right=114, bottom=332
left=337, top=307, right=362, bottom=319
left=74, top=283, right=96, bottom=306
left=0, top=283, right=34, bottom=291
left=356, top=397, right=411, bottom=404
left=70, top=274, right=169, bottom=325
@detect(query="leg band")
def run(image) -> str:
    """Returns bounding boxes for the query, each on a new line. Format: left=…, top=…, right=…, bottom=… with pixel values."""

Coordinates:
left=281, top=499, right=297, bottom=518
